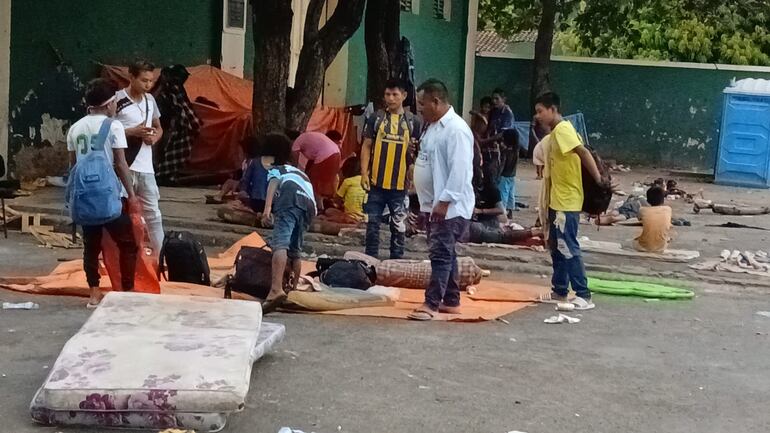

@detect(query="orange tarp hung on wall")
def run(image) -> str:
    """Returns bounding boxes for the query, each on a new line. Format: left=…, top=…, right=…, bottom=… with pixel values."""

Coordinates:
left=101, top=65, right=358, bottom=175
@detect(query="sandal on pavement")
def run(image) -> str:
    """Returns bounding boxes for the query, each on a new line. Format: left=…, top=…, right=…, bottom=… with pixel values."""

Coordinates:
left=261, top=293, right=287, bottom=315
left=571, top=296, right=595, bottom=311
left=407, top=305, right=437, bottom=321
left=538, top=291, right=570, bottom=304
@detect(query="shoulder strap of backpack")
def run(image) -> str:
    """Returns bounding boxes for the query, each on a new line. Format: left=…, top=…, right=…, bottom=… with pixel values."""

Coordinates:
left=157, top=234, right=170, bottom=281
left=93, top=118, right=113, bottom=151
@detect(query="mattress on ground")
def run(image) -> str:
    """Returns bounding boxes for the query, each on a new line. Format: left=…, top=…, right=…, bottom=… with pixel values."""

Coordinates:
left=30, top=292, right=285, bottom=432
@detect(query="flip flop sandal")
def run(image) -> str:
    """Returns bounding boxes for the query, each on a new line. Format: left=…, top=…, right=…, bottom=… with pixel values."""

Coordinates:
left=407, top=307, right=437, bottom=321
left=537, top=292, right=571, bottom=304
left=261, top=294, right=287, bottom=315
left=86, top=302, right=100, bottom=309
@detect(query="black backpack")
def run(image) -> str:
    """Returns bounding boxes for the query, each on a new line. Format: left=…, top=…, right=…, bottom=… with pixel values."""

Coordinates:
left=581, top=145, right=613, bottom=216
left=224, top=246, right=273, bottom=299
left=159, top=231, right=211, bottom=285
left=315, top=258, right=376, bottom=290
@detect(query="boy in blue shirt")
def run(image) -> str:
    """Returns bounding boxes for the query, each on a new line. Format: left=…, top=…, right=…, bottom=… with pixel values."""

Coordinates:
left=260, top=133, right=316, bottom=313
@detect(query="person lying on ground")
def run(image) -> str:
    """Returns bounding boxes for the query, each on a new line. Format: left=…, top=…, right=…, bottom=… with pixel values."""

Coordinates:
left=260, top=133, right=317, bottom=314
left=633, top=186, right=674, bottom=253
left=464, top=222, right=543, bottom=246
left=289, top=130, right=342, bottom=213
left=321, top=156, right=367, bottom=224
left=597, top=195, right=649, bottom=225
left=67, top=78, right=139, bottom=308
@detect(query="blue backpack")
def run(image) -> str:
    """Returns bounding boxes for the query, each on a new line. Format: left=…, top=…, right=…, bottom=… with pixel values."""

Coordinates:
left=65, top=118, right=123, bottom=226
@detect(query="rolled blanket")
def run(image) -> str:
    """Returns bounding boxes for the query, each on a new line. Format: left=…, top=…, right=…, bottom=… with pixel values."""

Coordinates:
left=376, top=257, right=482, bottom=290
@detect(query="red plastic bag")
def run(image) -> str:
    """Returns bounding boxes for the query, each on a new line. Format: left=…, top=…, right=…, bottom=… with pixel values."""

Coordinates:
left=101, top=204, right=160, bottom=294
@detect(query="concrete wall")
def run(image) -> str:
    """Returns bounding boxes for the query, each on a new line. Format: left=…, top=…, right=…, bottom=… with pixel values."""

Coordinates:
left=9, top=0, right=222, bottom=108
left=474, top=55, right=770, bottom=170
left=346, top=0, right=470, bottom=111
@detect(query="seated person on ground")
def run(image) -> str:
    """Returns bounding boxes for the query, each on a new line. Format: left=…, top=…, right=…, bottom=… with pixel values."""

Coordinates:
left=323, top=156, right=367, bottom=224
left=473, top=179, right=508, bottom=229
left=214, top=136, right=257, bottom=202
left=260, top=133, right=317, bottom=313
left=633, top=186, right=673, bottom=253
left=598, top=194, right=649, bottom=225
left=237, top=137, right=271, bottom=214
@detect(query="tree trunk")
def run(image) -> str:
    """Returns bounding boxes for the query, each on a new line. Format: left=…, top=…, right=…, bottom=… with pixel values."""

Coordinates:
left=365, top=0, right=401, bottom=106
left=287, top=0, right=366, bottom=131
left=529, top=0, right=557, bottom=112
left=251, top=0, right=293, bottom=136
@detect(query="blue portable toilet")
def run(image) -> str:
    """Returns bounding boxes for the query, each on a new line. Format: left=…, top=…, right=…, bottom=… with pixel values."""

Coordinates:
left=715, top=78, right=770, bottom=188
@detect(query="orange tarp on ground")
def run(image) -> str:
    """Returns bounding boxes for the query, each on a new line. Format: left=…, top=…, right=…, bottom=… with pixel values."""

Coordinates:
left=101, top=65, right=359, bottom=175
left=0, top=233, right=548, bottom=322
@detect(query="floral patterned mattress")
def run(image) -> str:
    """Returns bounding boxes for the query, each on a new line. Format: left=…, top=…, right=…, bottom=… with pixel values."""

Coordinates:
left=30, top=292, right=284, bottom=432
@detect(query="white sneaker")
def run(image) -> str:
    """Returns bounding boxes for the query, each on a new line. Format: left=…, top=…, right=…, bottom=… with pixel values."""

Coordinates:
left=571, top=296, right=595, bottom=310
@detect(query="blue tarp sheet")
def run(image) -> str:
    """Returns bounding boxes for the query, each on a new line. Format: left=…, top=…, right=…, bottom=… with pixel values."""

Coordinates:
left=510, top=113, right=590, bottom=152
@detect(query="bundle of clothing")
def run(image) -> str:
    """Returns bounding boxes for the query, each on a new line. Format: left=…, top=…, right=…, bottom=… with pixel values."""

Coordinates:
left=154, top=65, right=201, bottom=184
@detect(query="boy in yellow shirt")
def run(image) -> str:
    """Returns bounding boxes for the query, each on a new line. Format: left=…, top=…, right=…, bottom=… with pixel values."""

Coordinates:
left=534, top=92, right=605, bottom=310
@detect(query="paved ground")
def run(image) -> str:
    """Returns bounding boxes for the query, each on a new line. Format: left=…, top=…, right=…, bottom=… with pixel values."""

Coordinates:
left=2, top=277, right=770, bottom=432
left=2, top=164, right=770, bottom=432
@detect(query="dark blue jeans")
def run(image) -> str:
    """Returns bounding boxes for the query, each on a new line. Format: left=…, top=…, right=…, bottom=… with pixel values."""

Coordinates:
left=548, top=209, right=590, bottom=299
left=425, top=217, right=469, bottom=311
left=364, top=186, right=407, bottom=259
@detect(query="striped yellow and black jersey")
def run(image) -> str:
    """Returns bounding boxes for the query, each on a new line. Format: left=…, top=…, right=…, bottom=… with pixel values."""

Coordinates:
left=363, top=111, right=422, bottom=191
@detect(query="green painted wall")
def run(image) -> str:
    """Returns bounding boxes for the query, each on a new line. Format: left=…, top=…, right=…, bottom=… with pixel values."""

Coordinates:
left=474, top=56, right=770, bottom=170
left=9, top=0, right=222, bottom=111
left=347, top=0, right=469, bottom=111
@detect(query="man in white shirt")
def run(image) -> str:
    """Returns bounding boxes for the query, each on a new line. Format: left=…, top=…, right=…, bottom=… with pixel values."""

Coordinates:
left=67, top=78, right=138, bottom=307
left=115, top=60, right=165, bottom=255
left=409, top=79, right=475, bottom=321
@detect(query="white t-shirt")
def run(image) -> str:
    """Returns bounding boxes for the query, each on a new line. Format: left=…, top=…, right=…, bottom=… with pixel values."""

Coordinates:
left=115, top=88, right=161, bottom=174
left=66, top=114, right=128, bottom=196
left=413, top=136, right=435, bottom=213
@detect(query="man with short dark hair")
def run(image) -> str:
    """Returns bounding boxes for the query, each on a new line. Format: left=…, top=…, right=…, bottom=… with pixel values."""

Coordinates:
left=360, top=79, right=422, bottom=259
left=535, top=91, right=603, bottom=311
left=408, top=79, right=474, bottom=321
left=115, top=60, right=165, bottom=256
left=480, top=88, right=514, bottom=185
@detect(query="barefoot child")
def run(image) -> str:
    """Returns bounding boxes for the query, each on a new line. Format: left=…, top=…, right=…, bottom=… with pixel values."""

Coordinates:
left=260, top=133, right=316, bottom=313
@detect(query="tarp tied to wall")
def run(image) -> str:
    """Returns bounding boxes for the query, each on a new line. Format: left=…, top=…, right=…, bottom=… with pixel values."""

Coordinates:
left=102, top=65, right=358, bottom=176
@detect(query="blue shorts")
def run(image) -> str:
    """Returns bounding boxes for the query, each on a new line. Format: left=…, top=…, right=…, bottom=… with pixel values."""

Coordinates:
left=270, top=206, right=309, bottom=259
